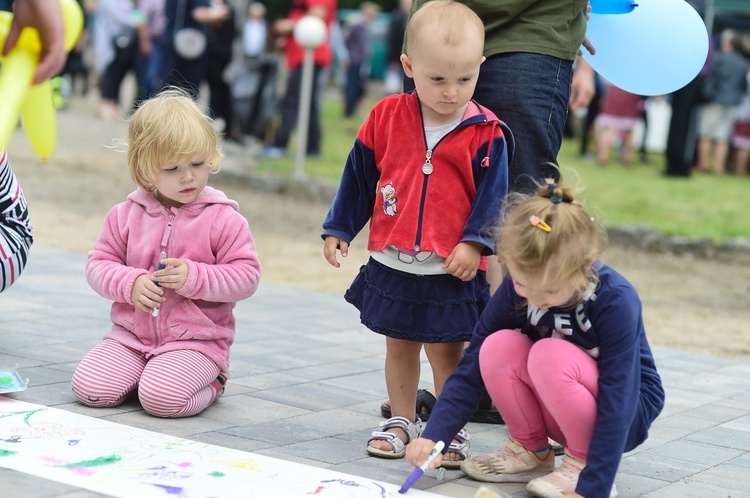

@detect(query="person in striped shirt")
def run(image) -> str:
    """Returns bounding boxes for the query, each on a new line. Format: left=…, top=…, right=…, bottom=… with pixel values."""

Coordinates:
left=0, top=150, right=33, bottom=292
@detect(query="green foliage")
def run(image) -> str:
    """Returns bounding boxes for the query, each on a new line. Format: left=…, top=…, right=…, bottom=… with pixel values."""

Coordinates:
left=253, top=97, right=356, bottom=184
left=254, top=94, right=749, bottom=243
left=556, top=141, right=749, bottom=242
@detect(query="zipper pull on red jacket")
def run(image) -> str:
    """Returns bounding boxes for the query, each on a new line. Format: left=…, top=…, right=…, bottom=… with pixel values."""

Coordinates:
left=422, top=149, right=434, bottom=175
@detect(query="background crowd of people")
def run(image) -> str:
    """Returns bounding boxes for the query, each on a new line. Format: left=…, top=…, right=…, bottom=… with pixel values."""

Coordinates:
left=567, top=26, right=750, bottom=177
left=50, top=2, right=750, bottom=179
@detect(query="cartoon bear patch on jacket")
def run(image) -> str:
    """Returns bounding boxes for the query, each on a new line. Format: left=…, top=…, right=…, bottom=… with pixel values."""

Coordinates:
left=380, top=182, right=398, bottom=216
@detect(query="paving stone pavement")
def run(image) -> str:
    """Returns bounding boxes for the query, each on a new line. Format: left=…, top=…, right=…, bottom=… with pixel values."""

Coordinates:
left=1, top=247, right=749, bottom=498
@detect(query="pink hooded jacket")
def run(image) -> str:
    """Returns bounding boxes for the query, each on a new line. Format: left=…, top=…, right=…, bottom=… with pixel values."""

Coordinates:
left=86, top=186, right=261, bottom=371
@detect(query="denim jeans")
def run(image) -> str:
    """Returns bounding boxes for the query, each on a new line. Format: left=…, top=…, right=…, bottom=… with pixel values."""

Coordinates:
left=473, top=52, right=574, bottom=194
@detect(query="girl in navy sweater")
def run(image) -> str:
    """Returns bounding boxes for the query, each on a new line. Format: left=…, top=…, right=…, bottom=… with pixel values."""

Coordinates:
left=406, top=174, right=665, bottom=498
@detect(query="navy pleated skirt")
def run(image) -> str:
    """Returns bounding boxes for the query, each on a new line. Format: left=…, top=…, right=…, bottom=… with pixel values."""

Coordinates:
left=344, top=257, right=490, bottom=343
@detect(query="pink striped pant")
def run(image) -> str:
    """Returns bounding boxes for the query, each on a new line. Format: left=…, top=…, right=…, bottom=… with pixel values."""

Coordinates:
left=479, top=330, right=599, bottom=461
left=72, top=339, right=223, bottom=418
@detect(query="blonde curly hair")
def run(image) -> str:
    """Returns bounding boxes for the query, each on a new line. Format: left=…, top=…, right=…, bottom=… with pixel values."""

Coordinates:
left=125, top=88, right=224, bottom=191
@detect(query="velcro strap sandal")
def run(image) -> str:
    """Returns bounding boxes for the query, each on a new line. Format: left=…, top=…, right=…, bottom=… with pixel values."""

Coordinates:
left=366, top=416, right=422, bottom=459
left=441, top=427, right=472, bottom=469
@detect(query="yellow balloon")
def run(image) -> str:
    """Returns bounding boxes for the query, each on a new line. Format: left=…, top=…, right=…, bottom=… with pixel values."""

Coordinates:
left=0, top=46, right=35, bottom=154
left=61, top=0, right=84, bottom=53
left=20, top=81, right=56, bottom=161
left=0, top=0, right=84, bottom=158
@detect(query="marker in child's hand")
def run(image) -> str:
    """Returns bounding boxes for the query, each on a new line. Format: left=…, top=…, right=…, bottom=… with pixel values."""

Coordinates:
left=398, top=440, right=445, bottom=494
left=152, top=251, right=167, bottom=317
left=155, top=251, right=167, bottom=287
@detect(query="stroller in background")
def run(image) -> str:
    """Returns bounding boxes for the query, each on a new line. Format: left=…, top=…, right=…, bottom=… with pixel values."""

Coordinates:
left=231, top=56, right=279, bottom=142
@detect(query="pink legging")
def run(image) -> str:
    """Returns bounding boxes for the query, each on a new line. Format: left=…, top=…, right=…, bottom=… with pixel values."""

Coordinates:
left=72, top=339, right=222, bottom=418
left=479, top=330, right=599, bottom=461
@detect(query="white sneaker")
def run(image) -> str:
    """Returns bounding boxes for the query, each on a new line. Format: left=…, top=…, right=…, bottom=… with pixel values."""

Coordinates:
left=526, top=453, right=618, bottom=498
left=263, top=146, right=286, bottom=159
left=460, top=439, right=555, bottom=483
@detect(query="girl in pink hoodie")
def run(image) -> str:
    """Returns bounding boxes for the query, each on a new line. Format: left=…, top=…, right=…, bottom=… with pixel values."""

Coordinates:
left=72, top=89, right=261, bottom=418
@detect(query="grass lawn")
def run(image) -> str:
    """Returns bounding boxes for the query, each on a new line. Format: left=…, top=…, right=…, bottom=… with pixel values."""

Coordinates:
left=252, top=91, right=748, bottom=243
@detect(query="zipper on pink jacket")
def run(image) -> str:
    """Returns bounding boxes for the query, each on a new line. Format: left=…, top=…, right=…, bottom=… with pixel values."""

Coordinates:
left=152, top=209, right=177, bottom=318
left=160, top=209, right=177, bottom=250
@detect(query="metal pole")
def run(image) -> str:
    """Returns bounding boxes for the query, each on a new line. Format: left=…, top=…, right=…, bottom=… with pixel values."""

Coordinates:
left=294, top=48, right=315, bottom=179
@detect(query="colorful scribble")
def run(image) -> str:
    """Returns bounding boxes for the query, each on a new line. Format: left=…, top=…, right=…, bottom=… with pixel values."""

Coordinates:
left=120, top=434, right=219, bottom=467
left=212, top=458, right=262, bottom=472
left=320, top=479, right=387, bottom=498
left=59, top=454, right=122, bottom=469
left=137, top=465, right=191, bottom=480
left=149, top=483, right=185, bottom=495
left=1, top=399, right=426, bottom=498
left=0, top=408, right=45, bottom=426
left=13, top=421, right=84, bottom=439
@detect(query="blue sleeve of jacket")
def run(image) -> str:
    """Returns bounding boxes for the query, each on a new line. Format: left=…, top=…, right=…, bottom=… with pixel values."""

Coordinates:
left=462, top=126, right=511, bottom=255
left=421, top=275, right=525, bottom=448
left=322, top=137, right=380, bottom=243
left=576, top=279, right=646, bottom=497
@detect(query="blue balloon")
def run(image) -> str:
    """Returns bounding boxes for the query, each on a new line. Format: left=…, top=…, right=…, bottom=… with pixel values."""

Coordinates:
left=583, top=0, right=709, bottom=96
left=590, top=0, right=638, bottom=15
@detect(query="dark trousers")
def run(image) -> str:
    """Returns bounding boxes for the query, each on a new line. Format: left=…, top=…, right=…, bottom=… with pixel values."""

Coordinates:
left=580, top=95, right=601, bottom=156
left=272, top=65, right=323, bottom=154
left=160, top=43, right=207, bottom=100
left=344, top=62, right=364, bottom=117
left=206, top=56, right=232, bottom=132
left=665, top=76, right=703, bottom=177
left=100, top=36, right=136, bottom=102
left=235, top=57, right=279, bottom=139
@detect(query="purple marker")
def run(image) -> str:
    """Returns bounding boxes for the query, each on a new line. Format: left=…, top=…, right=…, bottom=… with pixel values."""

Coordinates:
left=398, top=440, right=445, bottom=494
left=152, top=251, right=167, bottom=317
left=155, top=251, right=167, bottom=287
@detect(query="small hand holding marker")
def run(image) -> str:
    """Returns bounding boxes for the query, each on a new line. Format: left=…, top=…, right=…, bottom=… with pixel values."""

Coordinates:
left=152, top=251, right=166, bottom=317
left=398, top=440, right=445, bottom=494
